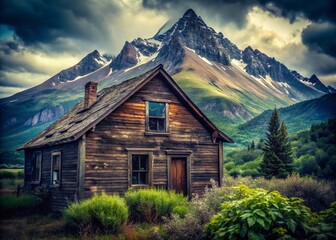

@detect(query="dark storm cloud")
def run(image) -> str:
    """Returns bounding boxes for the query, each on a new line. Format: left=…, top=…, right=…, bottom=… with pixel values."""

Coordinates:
left=0, top=0, right=122, bottom=49
left=259, top=0, right=336, bottom=24
left=142, top=0, right=335, bottom=24
left=143, top=0, right=259, bottom=28
left=0, top=40, right=21, bottom=55
left=302, top=23, right=336, bottom=58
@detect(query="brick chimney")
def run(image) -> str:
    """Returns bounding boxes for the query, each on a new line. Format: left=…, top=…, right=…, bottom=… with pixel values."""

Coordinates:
left=84, top=81, right=98, bottom=109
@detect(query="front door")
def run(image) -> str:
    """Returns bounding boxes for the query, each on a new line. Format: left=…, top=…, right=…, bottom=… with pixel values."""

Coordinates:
left=170, top=157, right=187, bottom=195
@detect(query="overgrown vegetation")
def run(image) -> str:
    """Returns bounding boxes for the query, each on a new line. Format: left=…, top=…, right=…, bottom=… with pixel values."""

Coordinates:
left=64, top=192, right=128, bottom=235
left=125, top=188, right=187, bottom=224
left=222, top=174, right=336, bottom=212
left=204, top=184, right=314, bottom=239
left=1, top=179, right=336, bottom=239
left=163, top=179, right=224, bottom=240
left=163, top=177, right=336, bottom=240
left=0, top=194, right=43, bottom=217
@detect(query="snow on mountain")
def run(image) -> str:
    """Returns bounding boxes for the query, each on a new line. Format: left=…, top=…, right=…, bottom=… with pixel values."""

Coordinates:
left=1, top=8, right=333, bottom=154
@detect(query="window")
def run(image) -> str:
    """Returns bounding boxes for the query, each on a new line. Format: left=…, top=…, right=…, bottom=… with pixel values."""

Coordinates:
left=32, top=152, right=42, bottom=183
left=147, top=101, right=167, bottom=132
left=51, top=152, right=61, bottom=187
left=131, top=155, right=149, bottom=185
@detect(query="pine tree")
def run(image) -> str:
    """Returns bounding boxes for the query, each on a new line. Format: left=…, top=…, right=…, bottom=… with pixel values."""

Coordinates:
left=251, top=140, right=255, bottom=150
left=279, top=122, right=293, bottom=174
left=260, top=108, right=292, bottom=179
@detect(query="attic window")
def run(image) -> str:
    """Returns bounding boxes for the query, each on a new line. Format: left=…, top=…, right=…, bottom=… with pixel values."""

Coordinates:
left=146, top=101, right=169, bottom=132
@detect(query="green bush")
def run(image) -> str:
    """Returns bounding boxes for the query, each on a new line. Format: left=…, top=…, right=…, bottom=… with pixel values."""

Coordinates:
left=0, top=194, right=42, bottom=217
left=204, top=184, right=314, bottom=240
left=64, top=192, right=128, bottom=235
left=224, top=161, right=235, bottom=171
left=312, top=202, right=336, bottom=239
left=125, top=188, right=187, bottom=223
left=172, top=205, right=189, bottom=218
left=163, top=179, right=225, bottom=240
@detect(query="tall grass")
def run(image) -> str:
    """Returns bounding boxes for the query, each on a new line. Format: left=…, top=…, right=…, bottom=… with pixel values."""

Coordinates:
left=125, top=188, right=187, bottom=224
left=64, top=192, right=128, bottom=235
left=0, top=194, right=42, bottom=217
left=222, top=174, right=336, bottom=212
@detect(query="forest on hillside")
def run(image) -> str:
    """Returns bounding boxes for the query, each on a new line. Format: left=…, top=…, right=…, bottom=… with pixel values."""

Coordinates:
left=226, top=118, right=336, bottom=179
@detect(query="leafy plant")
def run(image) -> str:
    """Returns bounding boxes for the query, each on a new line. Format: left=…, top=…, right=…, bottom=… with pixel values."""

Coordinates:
left=125, top=188, right=187, bottom=224
left=64, top=192, right=128, bottom=235
left=311, top=202, right=336, bottom=239
left=204, top=184, right=314, bottom=240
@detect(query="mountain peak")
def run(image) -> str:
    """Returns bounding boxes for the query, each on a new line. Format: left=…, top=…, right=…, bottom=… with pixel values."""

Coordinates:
left=309, top=74, right=318, bottom=82
left=183, top=8, right=198, bottom=19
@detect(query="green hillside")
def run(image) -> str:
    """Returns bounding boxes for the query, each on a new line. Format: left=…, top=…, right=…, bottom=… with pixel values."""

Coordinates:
left=226, top=118, right=336, bottom=179
left=224, top=93, right=336, bottom=150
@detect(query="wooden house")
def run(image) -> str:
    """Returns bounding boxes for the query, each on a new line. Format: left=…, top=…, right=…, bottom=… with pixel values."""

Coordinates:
left=18, top=65, right=233, bottom=211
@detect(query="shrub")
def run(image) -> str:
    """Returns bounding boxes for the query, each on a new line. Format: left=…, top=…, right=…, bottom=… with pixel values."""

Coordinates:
left=0, top=194, right=42, bottom=217
left=222, top=174, right=336, bottom=212
left=204, top=184, right=314, bottom=240
left=125, top=188, right=187, bottom=224
left=64, top=192, right=128, bottom=235
left=265, top=174, right=336, bottom=212
left=312, top=202, right=336, bottom=239
left=163, top=179, right=224, bottom=240
left=224, top=161, right=235, bottom=171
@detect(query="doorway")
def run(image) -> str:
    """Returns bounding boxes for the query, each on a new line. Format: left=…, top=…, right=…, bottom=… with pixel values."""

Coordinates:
left=170, top=157, right=187, bottom=195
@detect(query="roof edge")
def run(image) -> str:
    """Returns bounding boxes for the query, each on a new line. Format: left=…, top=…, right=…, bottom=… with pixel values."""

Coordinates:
left=18, top=63, right=233, bottom=150
left=158, top=68, right=234, bottom=143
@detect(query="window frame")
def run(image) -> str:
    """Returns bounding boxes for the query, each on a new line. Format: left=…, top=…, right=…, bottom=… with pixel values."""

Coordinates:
left=31, top=151, right=42, bottom=184
left=127, top=149, right=153, bottom=187
left=145, top=99, right=169, bottom=133
left=131, top=155, right=149, bottom=185
left=50, top=151, right=62, bottom=188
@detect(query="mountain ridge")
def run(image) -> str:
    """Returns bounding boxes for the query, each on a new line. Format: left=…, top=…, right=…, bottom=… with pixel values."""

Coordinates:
left=0, top=8, right=334, bottom=162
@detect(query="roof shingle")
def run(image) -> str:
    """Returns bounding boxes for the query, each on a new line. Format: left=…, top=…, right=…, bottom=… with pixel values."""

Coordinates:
left=18, top=64, right=233, bottom=150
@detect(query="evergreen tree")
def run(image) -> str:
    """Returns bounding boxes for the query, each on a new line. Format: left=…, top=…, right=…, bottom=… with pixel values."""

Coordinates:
left=279, top=122, right=293, bottom=173
left=260, top=108, right=292, bottom=179
left=251, top=140, right=255, bottom=150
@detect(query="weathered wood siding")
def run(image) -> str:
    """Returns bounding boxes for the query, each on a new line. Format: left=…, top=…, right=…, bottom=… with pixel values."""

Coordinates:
left=24, top=141, right=78, bottom=211
left=84, top=74, right=220, bottom=197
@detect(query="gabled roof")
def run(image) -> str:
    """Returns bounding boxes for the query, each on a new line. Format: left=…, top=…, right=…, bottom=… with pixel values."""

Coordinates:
left=18, top=65, right=233, bottom=150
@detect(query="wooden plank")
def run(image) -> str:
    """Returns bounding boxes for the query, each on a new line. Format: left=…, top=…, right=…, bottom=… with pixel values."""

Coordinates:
left=83, top=75, right=220, bottom=199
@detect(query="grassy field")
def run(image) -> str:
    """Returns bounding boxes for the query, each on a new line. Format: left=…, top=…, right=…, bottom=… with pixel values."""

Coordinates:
left=0, top=168, right=24, bottom=194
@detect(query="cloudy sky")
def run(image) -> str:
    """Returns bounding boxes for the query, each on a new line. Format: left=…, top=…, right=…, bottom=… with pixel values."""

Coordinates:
left=0, top=0, right=335, bottom=98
